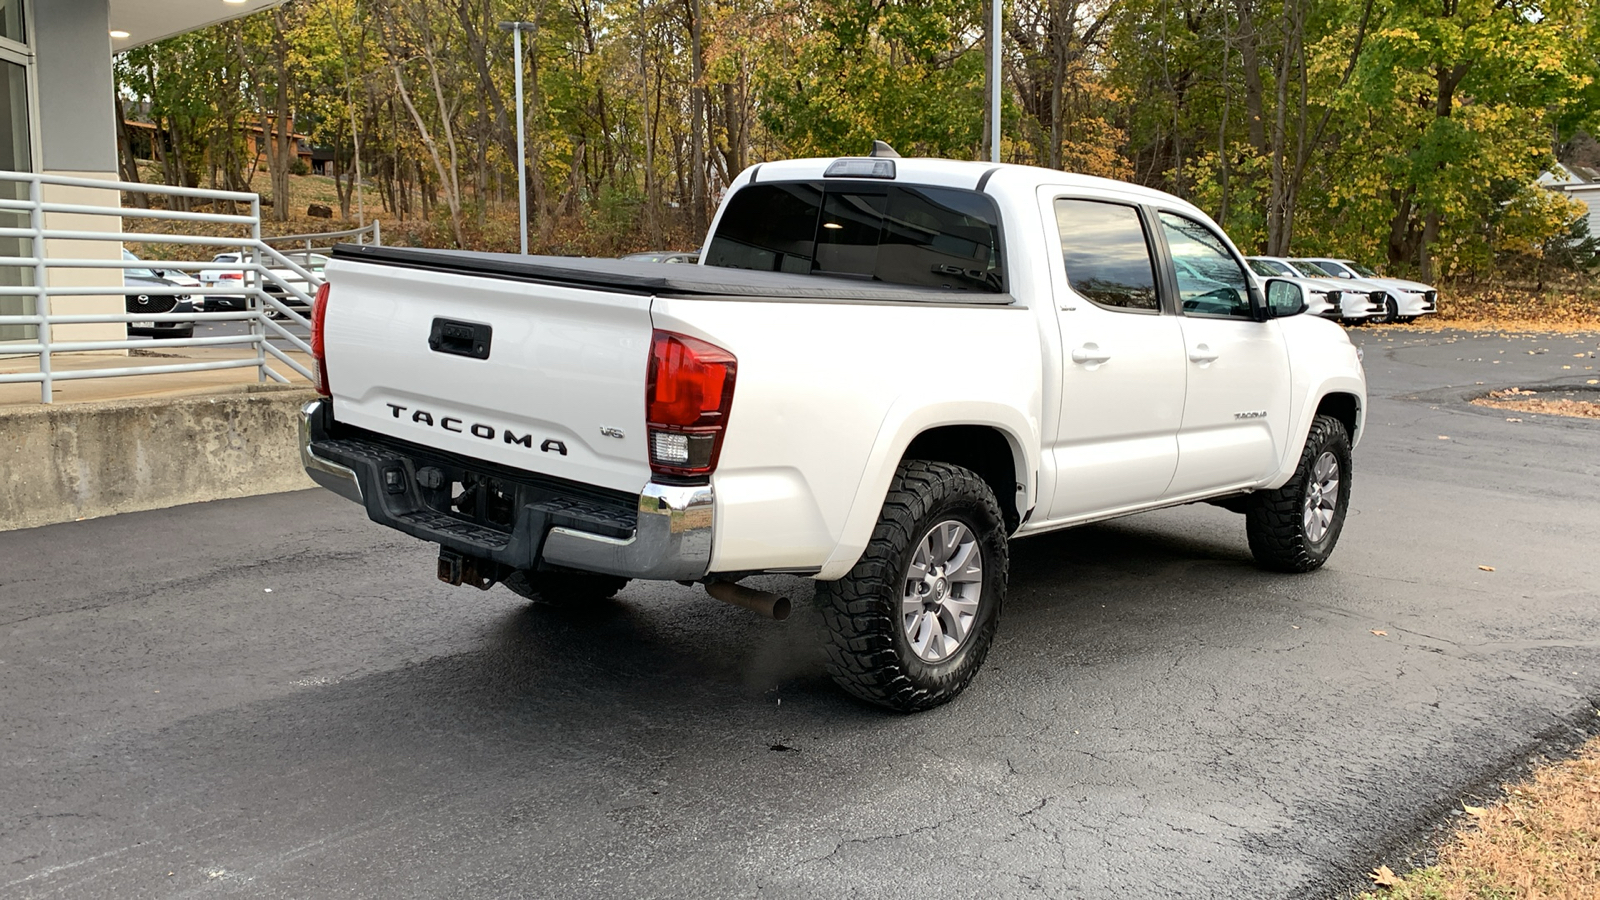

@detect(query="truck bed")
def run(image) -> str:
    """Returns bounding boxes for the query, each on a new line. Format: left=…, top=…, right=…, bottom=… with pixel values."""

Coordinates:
left=330, top=244, right=1015, bottom=306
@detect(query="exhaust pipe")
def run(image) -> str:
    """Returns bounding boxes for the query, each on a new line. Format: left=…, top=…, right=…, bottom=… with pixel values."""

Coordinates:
left=705, top=581, right=791, bottom=620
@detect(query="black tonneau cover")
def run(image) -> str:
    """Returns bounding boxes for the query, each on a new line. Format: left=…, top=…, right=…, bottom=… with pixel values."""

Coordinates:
left=331, top=244, right=1014, bottom=306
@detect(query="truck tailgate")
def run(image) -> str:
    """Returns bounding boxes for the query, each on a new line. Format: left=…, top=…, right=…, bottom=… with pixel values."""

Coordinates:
left=323, top=259, right=653, bottom=494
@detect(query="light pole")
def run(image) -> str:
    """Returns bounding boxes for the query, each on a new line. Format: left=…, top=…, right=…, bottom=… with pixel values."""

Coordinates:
left=989, top=0, right=1002, bottom=162
left=498, top=21, right=535, bottom=255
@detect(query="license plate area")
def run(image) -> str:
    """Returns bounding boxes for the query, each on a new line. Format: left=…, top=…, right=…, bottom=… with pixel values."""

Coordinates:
left=415, top=466, right=521, bottom=534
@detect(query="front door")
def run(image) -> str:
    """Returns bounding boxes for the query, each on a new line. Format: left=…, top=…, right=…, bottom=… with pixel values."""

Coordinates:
left=1155, top=210, right=1291, bottom=495
left=1044, top=194, right=1187, bottom=521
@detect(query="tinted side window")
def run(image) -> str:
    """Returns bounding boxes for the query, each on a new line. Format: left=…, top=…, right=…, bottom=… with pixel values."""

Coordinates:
left=706, top=182, right=1005, bottom=292
left=1158, top=212, right=1252, bottom=318
left=704, top=183, right=822, bottom=274
left=1054, top=199, right=1158, bottom=312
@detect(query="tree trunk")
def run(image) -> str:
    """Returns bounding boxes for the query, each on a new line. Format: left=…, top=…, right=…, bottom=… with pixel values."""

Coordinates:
left=1416, top=61, right=1473, bottom=281
left=686, top=0, right=707, bottom=231
left=393, top=61, right=463, bottom=246
left=112, top=89, right=149, bottom=209
left=268, top=8, right=294, bottom=223
left=640, top=0, right=659, bottom=246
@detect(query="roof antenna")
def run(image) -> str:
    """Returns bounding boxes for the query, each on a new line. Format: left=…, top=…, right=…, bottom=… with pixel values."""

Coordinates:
left=870, top=140, right=901, bottom=159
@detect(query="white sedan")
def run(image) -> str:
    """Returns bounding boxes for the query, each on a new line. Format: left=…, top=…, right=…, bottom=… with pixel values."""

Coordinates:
left=1294, top=257, right=1438, bottom=323
left=200, top=251, right=325, bottom=316
left=1246, top=257, right=1386, bottom=323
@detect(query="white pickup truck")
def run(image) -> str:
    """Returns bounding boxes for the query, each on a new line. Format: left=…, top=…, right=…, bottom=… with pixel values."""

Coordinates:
left=301, top=153, right=1366, bottom=711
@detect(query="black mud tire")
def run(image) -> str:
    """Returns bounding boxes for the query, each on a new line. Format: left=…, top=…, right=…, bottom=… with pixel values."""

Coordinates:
left=815, top=460, right=1009, bottom=713
left=1246, top=414, right=1352, bottom=573
left=502, top=569, right=630, bottom=605
left=1382, top=296, right=1400, bottom=323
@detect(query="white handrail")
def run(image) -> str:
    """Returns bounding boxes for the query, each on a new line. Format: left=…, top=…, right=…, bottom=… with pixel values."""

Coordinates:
left=0, top=170, right=354, bottom=403
left=0, top=169, right=262, bottom=201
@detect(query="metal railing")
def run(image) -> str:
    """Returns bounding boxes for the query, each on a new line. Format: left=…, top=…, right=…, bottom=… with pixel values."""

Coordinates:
left=266, top=220, right=380, bottom=257
left=0, top=171, right=375, bottom=404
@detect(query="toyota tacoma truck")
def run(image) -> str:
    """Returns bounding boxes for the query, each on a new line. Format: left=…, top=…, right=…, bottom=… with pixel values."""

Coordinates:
left=300, top=152, right=1366, bottom=712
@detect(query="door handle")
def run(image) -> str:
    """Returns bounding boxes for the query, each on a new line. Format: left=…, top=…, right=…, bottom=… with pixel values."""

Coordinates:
left=1188, top=344, right=1219, bottom=363
left=1071, top=344, right=1112, bottom=365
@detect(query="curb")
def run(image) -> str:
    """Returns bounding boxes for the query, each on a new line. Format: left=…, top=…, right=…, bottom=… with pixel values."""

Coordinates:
left=0, top=384, right=318, bottom=532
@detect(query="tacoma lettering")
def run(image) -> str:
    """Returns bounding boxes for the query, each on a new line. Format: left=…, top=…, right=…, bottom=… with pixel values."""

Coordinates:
left=386, top=404, right=548, bottom=451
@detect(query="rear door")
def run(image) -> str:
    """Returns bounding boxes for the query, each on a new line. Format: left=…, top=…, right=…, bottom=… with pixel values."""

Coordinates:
left=1042, top=192, right=1187, bottom=520
left=323, top=260, right=655, bottom=495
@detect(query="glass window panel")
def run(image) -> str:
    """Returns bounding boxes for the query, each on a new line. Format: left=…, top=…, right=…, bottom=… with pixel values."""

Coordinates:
left=877, top=186, right=1004, bottom=292
left=1158, top=212, right=1251, bottom=318
left=1247, top=258, right=1291, bottom=277
left=1288, top=259, right=1333, bottom=278
left=704, top=182, right=822, bottom=274
left=706, top=182, right=1006, bottom=292
left=813, top=190, right=887, bottom=279
left=0, top=56, right=32, bottom=342
left=0, top=1, right=22, bottom=45
left=1053, top=199, right=1158, bottom=312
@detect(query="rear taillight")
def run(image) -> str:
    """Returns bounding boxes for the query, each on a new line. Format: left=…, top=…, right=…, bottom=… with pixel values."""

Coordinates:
left=310, top=282, right=331, bottom=396
left=221, top=272, right=243, bottom=281
left=646, top=330, right=736, bottom=477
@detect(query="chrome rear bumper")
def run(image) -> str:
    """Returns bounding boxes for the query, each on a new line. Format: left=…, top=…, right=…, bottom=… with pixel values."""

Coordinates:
left=298, top=398, right=712, bottom=581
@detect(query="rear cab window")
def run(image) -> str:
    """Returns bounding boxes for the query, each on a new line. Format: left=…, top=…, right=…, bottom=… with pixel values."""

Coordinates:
left=705, top=181, right=1006, bottom=293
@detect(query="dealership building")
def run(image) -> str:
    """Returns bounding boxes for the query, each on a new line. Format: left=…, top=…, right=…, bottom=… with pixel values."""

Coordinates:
left=1, top=0, right=285, bottom=347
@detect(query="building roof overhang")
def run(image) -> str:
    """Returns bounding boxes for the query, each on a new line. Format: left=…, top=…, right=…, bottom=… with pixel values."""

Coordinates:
left=110, top=0, right=290, bottom=50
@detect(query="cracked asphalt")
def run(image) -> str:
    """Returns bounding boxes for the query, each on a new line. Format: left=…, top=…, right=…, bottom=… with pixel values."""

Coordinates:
left=3, top=328, right=1599, bottom=899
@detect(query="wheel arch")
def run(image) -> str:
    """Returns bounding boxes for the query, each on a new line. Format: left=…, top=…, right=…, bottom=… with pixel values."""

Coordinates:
left=1315, top=391, right=1361, bottom=444
left=902, top=425, right=1027, bottom=533
left=815, top=408, right=1039, bottom=581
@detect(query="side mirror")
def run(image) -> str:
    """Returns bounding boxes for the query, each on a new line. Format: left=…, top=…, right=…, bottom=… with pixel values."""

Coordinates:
left=1263, top=279, right=1307, bottom=319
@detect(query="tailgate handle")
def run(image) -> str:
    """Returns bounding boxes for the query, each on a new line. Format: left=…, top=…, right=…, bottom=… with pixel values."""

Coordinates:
left=429, top=318, right=492, bottom=360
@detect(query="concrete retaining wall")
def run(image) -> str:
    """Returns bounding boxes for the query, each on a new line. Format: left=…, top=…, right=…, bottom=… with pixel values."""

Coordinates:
left=0, top=385, right=318, bottom=531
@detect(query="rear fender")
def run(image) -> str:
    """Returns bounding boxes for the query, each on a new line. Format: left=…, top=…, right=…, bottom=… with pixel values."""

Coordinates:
left=815, top=401, right=1038, bottom=581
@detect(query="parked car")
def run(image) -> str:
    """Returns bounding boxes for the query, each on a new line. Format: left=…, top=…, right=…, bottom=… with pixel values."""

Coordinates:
left=1245, top=256, right=1385, bottom=323
left=124, top=255, right=197, bottom=340
left=621, top=250, right=700, bottom=264
left=302, top=152, right=1367, bottom=712
left=262, top=252, right=328, bottom=318
left=1293, top=257, right=1438, bottom=323
left=200, top=251, right=326, bottom=317
left=124, top=249, right=205, bottom=303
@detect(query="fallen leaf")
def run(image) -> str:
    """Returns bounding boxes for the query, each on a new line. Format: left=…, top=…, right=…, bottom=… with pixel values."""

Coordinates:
left=1437, top=435, right=1451, bottom=440
left=1371, top=629, right=1388, bottom=636
left=1479, top=565, right=1495, bottom=572
left=1463, top=803, right=1486, bottom=817
left=1370, top=865, right=1400, bottom=887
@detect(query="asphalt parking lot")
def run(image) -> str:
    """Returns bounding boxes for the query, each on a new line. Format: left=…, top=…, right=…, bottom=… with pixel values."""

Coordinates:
left=3, top=328, right=1598, bottom=899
